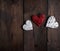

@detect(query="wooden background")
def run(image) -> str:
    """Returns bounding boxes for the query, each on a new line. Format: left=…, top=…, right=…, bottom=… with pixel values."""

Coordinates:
left=0, top=0, right=60, bottom=51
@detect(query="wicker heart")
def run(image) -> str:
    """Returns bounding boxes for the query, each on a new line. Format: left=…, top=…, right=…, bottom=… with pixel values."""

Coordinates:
left=46, top=16, right=59, bottom=28
left=23, top=20, right=33, bottom=31
left=32, top=14, right=46, bottom=27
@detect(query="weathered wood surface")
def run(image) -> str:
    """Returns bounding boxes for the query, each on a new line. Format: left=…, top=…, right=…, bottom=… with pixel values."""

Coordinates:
left=0, top=0, right=23, bottom=51
left=0, top=0, right=60, bottom=51
left=24, top=0, right=47, bottom=51
left=24, top=0, right=34, bottom=51
left=30, top=0, right=48, bottom=51
left=48, top=0, right=60, bottom=51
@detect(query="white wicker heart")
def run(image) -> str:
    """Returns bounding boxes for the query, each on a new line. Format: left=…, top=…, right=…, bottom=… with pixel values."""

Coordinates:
left=46, top=16, right=59, bottom=28
left=23, top=20, right=33, bottom=31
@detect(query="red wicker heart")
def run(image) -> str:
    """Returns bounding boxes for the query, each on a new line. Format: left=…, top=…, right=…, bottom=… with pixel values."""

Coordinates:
left=32, top=14, right=46, bottom=27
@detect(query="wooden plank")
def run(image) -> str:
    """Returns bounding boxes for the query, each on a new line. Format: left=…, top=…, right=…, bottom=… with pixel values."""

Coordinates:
left=24, top=0, right=48, bottom=51
left=0, top=0, right=23, bottom=51
left=24, top=0, right=35, bottom=51
left=31, top=0, right=48, bottom=51
left=48, top=0, right=60, bottom=51
left=24, top=31, right=34, bottom=51
left=0, top=1, right=12, bottom=51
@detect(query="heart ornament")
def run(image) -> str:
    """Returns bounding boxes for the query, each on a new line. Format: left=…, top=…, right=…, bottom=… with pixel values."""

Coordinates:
left=23, top=20, right=33, bottom=31
left=46, top=16, right=59, bottom=28
left=32, top=14, right=46, bottom=27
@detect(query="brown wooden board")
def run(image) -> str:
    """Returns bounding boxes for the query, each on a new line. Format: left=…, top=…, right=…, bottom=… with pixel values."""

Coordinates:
left=1, top=0, right=60, bottom=51
left=31, top=0, right=48, bottom=51
left=24, top=0, right=48, bottom=51
left=0, top=0, right=23, bottom=51
left=48, top=0, right=60, bottom=51
left=24, top=0, right=34, bottom=51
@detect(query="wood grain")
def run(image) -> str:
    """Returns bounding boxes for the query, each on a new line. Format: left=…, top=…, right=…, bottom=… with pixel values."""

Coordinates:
left=48, top=0, right=60, bottom=51
left=0, top=0, right=23, bottom=51
left=1, top=0, right=60, bottom=51
left=24, top=0, right=34, bottom=51
left=24, top=0, right=48, bottom=51
left=32, top=0, right=48, bottom=51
